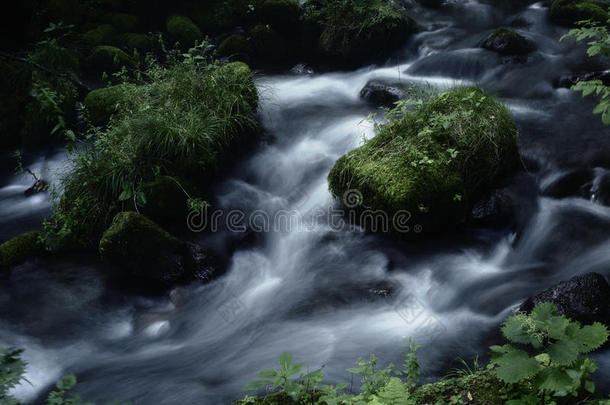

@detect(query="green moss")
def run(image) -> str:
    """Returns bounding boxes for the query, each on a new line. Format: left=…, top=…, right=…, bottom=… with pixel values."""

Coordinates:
left=413, top=371, right=506, bottom=405
left=217, top=34, right=251, bottom=61
left=99, top=212, right=178, bottom=279
left=86, top=45, right=134, bottom=73
left=302, top=0, right=417, bottom=63
left=119, top=33, right=155, bottom=53
left=483, top=28, right=535, bottom=56
left=84, top=84, right=136, bottom=126
left=328, top=87, right=519, bottom=232
left=549, top=0, right=608, bottom=26
left=102, top=13, right=139, bottom=32
left=253, top=0, right=300, bottom=33
left=0, top=231, right=44, bottom=267
left=216, top=62, right=259, bottom=109
left=82, top=24, right=118, bottom=46
left=166, top=14, right=203, bottom=47
left=139, top=177, right=199, bottom=225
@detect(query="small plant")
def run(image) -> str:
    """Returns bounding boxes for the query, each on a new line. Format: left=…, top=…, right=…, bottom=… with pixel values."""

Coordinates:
left=489, top=302, right=608, bottom=403
left=0, top=348, right=27, bottom=404
left=561, top=9, right=610, bottom=125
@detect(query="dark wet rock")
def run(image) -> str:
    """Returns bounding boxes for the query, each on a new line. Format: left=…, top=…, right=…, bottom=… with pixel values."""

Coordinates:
left=541, top=168, right=594, bottom=199
left=482, top=28, right=536, bottom=56
left=99, top=212, right=222, bottom=286
left=24, top=179, right=47, bottom=197
left=470, top=173, right=538, bottom=230
left=556, top=70, right=610, bottom=88
left=359, top=80, right=405, bottom=107
left=589, top=170, right=610, bottom=206
left=520, top=273, right=610, bottom=325
left=290, top=64, right=314, bottom=75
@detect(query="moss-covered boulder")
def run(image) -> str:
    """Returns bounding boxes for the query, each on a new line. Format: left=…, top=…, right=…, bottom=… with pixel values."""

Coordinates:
left=84, top=84, right=136, bottom=126
left=328, top=87, right=519, bottom=232
left=119, top=33, right=156, bottom=53
left=482, top=28, right=536, bottom=56
left=99, top=212, right=181, bottom=281
left=86, top=45, right=134, bottom=73
left=549, top=0, right=608, bottom=26
left=217, top=34, right=251, bottom=62
left=166, top=14, right=203, bottom=47
left=216, top=62, right=259, bottom=109
left=302, top=0, right=417, bottom=64
left=413, top=371, right=505, bottom=404
left=82, top=24, right=118, bottom=46
left=0, top=231, right=44, bottom=267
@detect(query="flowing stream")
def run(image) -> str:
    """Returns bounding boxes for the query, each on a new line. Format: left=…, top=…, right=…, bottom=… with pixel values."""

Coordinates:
left=2, top=1, right=610, bottom=403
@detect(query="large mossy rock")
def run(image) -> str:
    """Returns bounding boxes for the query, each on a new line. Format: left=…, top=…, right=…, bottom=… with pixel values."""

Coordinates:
left=99, top=212, right=222, bottom=284
left=119, top=33, right=156, bottom=53
left=84, top=83, right=136, bottom=126
left=191, top=0, right=248, bottom=34
left=82, top=24, right=118, bottom=46
left=482, top=28, right=535, bottom=56
left=166, top=14, right=203, bottom=47
left=86, top=45, right=134, bottom=73
left=302, top=0, right=417, bottom=64
left=328, top=87, right=519, bottom=232
left=99, top=212, right=181, bottom=281
left=0, top=231, right=44, bottom=268
left=549, top=0, right=608, bottom=26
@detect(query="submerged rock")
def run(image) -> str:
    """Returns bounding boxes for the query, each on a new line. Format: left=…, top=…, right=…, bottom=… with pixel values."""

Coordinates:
left=520, top=273, right=610, bottom=325
left=482, top=28, right=535, bottom=56
left=99, top=212, right=222, bottom=285
left=0, top=231, right=44, bottom=268
left=359, top=81, right=405, bottom=107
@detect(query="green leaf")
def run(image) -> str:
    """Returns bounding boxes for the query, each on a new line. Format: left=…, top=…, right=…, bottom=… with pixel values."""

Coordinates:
left=287, top=362, right=305, bottom=377
left=56, top=374, right=77, bottom=390
left=501, top=314, right=532, bottom=345
left=493, top=350, right=541, bottom=383
left=531, top=302, right=558, bottom=322
left=585, top=380, right=595, bottom=393
left=548, top=339, right=579, bottom=365
left=243, top=380, right=271, bottom=391
left=576, top=322, right=609, bottom=352
left=535, top=368, right=574, bottom=395
left=118, top=190, right=132, bottom=201
left=257, top=369, right=277, bottom=379
left=278, top=352, right=293, bottom=370
left=546, top=316, right=570, bottom=340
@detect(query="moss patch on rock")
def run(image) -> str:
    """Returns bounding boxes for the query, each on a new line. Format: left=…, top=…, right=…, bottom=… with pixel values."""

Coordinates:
left=82, top=24, right=118, bottom=46
left=84, top=84, right=136, bottom=126
left=166, top=14, right=203, bottom=47
left=413, top=371, right=506, bottom=405
left=86, top=45, right=134, bottom=73
left=549, top=0, right=608, bottom=26
left=119, top=33, right=156, bottom=53
left=99, top=212, right=178, bottom=280
left=218, top=34, right=251, bottom=61
left=482, top=28, right=535, bottom=56
left=191, top=0, right=248, bottom=34
left=302, top=0, right=417, bottom=64
left=328, top=87, right=519, bottom=232
left=0, top=231, right=44, bottom=267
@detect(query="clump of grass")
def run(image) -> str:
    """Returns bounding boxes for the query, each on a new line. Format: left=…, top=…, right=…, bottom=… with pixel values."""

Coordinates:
left=328, top=87, right=519, bottom=231
left=47, top=47, right=259, bottom=249
left=302, top=0, right=417, bottom=62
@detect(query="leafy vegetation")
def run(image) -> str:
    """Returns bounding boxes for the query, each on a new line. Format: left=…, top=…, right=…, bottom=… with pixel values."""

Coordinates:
left=561, top=9, right=610, bottom=125
left=45, top=43, right=259, bottom=249
left=301, top=0, right=417, bottom=63
left=236, top=303, right=609, bottom=405
left=328, top=86, right=519, bottom=231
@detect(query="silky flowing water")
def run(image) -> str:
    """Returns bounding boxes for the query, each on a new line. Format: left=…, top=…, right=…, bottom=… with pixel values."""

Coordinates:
left=2, top=1, right=610, bottom=403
